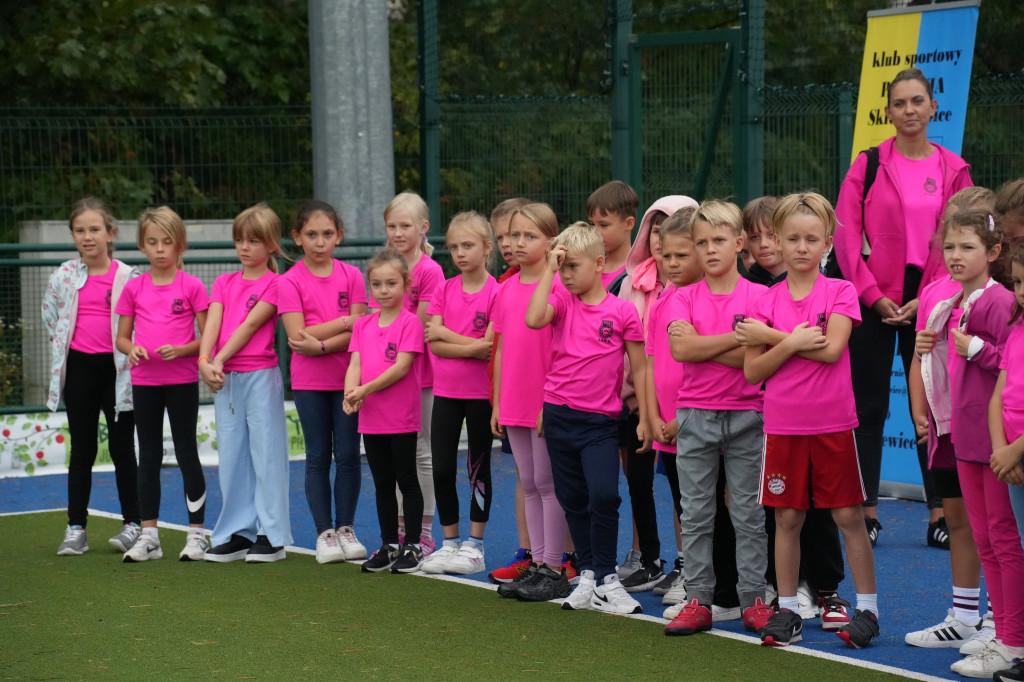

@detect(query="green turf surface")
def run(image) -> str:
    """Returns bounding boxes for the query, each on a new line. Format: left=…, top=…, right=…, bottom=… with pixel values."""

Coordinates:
left=1, top=512, right=910, bottom=680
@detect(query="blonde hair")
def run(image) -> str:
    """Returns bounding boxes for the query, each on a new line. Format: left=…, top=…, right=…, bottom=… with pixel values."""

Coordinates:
left=947, top=186, right=996, bottom=215
left=69, top=197, right=118, bottom=256
left=773, top=192, right=838, bottom=238
left=366, top=247, right=410, bottom=285
left=490, top=197, right=532, bottom=226
left=233, top=203, right=283, bottom=273
left=692, top=200, right=744, bottom=237
left=384, top=192, right=433, bottom=256
left=553, top=221, right=604, bottom=260
left=509, top=202, right=560, bottom=240
left=660, top=206, right=696, bottom=240
left=138, top=206, right=187, bottom=268
left=446, top=211, right=495, bottom=268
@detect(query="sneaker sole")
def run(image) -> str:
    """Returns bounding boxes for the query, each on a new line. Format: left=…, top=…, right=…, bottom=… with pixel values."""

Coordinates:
left=836, top=630, right=872, bottom=649
left=341, top=548, right=367, bottom=561
left=204, top=550, right=250, bottom=563
left=445, top=563, right=485, bottom=575
left=623, top=576, right=665, bottom=593
left=561, top=600, right=592, bottom=611
left=360, top=562, right=395, bottom=573
left=108, top=538, right=136, bottom=553
left=821, top=618, right=850, bottom=632
left=316, top=552, right=346, bottom=565
left=391, top=562, right=423, bottom=574
left=761, top=633, right=802, bottom=647
left=246, top=550, right=286, bottom=563
left=905, top=635, right=971, bottom=648
left=123, top=550, right=163, bottom=563
left=179, top=551, right=206, bottom=562
left=665, top=624, right=711, bottom=636
left=57, top=545, right=89, bottom=556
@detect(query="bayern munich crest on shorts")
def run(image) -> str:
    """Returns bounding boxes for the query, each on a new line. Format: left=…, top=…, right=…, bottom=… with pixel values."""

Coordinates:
left=766, top=475, right=786, bottom=495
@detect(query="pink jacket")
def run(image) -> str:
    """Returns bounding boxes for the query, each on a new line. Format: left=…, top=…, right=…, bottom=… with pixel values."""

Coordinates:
left=835, top=137, right=972, bottom=308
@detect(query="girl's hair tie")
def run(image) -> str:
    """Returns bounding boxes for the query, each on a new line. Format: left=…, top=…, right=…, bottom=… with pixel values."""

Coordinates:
left=988, top=214, right=995, bottom=231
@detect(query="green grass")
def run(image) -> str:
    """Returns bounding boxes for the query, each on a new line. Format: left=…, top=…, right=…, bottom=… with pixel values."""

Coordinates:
left=1, top=512, right=910, bottom=680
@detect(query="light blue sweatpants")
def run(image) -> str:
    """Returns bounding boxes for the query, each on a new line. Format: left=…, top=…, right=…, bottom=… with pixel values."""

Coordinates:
left=211, top=367, right=292, bottom=548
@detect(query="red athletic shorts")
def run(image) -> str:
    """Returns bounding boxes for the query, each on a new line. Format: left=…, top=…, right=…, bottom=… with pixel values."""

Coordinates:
left=759, top=430, right=866, bottom=509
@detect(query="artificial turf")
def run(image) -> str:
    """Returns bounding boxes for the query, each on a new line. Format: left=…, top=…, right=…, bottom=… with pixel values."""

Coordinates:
left=0, top=512, right=912, bottom=681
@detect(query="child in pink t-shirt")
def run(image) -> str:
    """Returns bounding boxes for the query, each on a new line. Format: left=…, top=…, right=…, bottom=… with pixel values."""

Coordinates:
left=382, top=192, right=443, bottom=552
left=115, top=206, right=208, bottom=563
left=525, top=222, right=649, bottom=615
left=278, top=201, right=369, bottom=565
left=740, top=193, right=877, bottom=649
left=419, top=212, right=498, bottom=575
left=345, top=249, right=426, bottom=574
left=196, top=204, right=292, bottom=564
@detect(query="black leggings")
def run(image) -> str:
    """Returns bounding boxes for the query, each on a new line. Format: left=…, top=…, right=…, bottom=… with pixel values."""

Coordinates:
left=431, top=396, right=493, bottom=528
left=133, top=383, right=206, bottom=525
left=849, top=266, right=940, bottom=510
left=364, top=432, right=422, bottom=545
left=64, top=350, right=139, bottom=527
left=620, top=407, right=660, bottom=564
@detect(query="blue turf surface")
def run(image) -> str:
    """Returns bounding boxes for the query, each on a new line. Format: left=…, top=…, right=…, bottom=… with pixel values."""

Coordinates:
left=1, top=454, right=966, bottom=680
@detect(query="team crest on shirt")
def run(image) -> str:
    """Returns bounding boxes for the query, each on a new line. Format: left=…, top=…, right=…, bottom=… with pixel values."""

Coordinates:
left=384, top=342, right=398, bottom=363
left=246, top=294, right=259, bottom=311
left=766, top=474, right=786, bottom=496
left=409, top=285, right=420, bottom=305
left=338, top=291, right=349, bottom=310
left=816, top=312, right=827, bottom=333
left=732, top=313, right=745, bottom=330
left=472, top=311, right=487, bottom=332
left=598, top=319, right=614, bottom=344
left=105, top=289, right=112, bottom=308
left=923, top=177, right=937, bottom=195
left=171, top=298, right=186, bottom=314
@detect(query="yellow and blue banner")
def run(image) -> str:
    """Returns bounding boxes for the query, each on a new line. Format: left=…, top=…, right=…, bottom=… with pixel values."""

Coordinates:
left=851, top=0, right=979, bottom=163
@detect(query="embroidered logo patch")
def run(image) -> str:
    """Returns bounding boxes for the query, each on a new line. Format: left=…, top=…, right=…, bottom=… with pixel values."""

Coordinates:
left=171, top=298, right=186, bottom=314
left=472, top=311, right=487, bottom=332
left=246, top=294, right=258, bottom=311
left=923, top=177, right=937, bottom=195
left=598, top=319, right=613, bottom=343
left=384, top=342, right=398, bottom=363
left=766, top=475, right=786, bottom=496
left=338, top=291, right=349, bottom=310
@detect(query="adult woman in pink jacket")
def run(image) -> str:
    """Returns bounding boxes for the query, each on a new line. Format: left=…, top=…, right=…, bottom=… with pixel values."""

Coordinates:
left=835, top=68, right=973, bottom=547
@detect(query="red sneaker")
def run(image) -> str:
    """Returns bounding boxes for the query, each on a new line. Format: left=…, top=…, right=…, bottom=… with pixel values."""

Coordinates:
left=665, top=599, right=713, bottom=636
left=487, top=548, right=532, bottom=584
left=561, top=552, right=579, bottom=585
left=743, top=598, right=776, bottom=633
left=818, top=594, right=851, bottom=631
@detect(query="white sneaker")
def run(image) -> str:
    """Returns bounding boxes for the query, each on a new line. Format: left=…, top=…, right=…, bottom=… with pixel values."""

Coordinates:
left=796, top=581, right=817, bottom=619
left=663, top=601, right=685, bottom=620
left=960, top=612, right=996, bottom=656
left=905, top=609, right=982, bottom=648
left=561, top=569, right=597, bottom=610
left=336, top=525, right=367, bottom=560
left=179, top=532, right=208, bottom=561
left=591, top=574, right=642, bottom=615
left=951, top=640, right=1017, bottom=678
left=661, top=576, right=688, bottom=605
left=445, top=542, right=485, bottom=575
left=315, top=529, right=345, bottom=564
left=711, top=604, right=741, bottom=622
left=123, top=533, right=163, bottom=562
left=422, top=540, right=459, bottom=574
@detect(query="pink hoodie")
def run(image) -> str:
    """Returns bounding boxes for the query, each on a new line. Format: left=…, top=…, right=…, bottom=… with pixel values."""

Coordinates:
left=619, top=195, right=699, bottom=400
left=835, top=137, right=972, bottom=309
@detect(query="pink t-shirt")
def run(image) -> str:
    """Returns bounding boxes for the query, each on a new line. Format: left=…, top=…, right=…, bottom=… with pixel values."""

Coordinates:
left=916, top=276, right=962, bottom=333
left=750, top=276, right=861, bottom=434
left=349, top=309, right=424, bottom=434
left=393, top=254, right=444, bottom=389
left=602, top=264, right=627, bottom=290
left=70, top=263, right=115, bottom=354
left=492, top=273, right=555, bottom=427
left=426, top=274, right=499, bottom=400
left=210, top=270, right=280, bottom=373
left=668, top=277, right=766, bottom=411
left=1000, top=323, right=1024, bottom=443
left=115, top=270, right=209, bottom=386
left=544, top=286, right=643, bottom=418
left=893, top=149, right=944, bottom=269
left=646, top=283, right=685, bottom=453
left=278, top=259, right=367, bottom=391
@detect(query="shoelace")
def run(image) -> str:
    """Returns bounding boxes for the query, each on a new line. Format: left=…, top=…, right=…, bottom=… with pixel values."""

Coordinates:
left=65, top=528, right=85, bottom=540
left=320, top=532, right=340, bottom=549
left=337, top=527, right=359, bottom=544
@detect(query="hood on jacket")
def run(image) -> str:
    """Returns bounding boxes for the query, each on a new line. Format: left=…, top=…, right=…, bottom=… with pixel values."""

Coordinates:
left=625, top=195, right=700, bottom=274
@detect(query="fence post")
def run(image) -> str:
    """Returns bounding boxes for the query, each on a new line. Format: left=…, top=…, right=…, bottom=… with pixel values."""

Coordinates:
left=418, top=0, right=441, bottom=230
left=610, top=0, right=633, bottom=184
left=735, top=0, right=765, bottom=205
left=836, top=86, right=855, bottom=199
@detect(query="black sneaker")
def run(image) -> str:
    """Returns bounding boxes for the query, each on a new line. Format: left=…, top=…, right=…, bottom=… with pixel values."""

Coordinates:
left=497, top=564, right=539, bottom=598
left=204, top=534, right=254, bottom=563
left=362, top=544, right=398, bottom=573
left=864, top=517, right=882, bottom=547
left=245, top=535, right=285, bottom=563
left=391, top=543, right=423, bottom=574
left=927, top=517, right=950, bottom=550
left=653, top=557, right=684, bottom=596
left=620, top=559, right=665, bottom=593
left=837, top=609, right=880, bottom=649
left=760, top=609, right=803, bottom=647
left=993, top=658, right=1024, bottom=682
left=514, top=565, right=571, bottom=602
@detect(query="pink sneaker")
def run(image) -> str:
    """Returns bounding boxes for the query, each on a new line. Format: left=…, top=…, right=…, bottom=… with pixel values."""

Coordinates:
left=743, top=598, right=776, bottom=633
left=665, top=599, right=713, bottom=636
left=419, top=534, right=435, bottom=557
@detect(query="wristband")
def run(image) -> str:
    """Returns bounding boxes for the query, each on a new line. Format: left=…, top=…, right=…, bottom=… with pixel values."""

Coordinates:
left=198, top=355, right=210, bottom=364
left=343, top=316, right=350, bottom=332
left=320, top=339, right=327, bottom=354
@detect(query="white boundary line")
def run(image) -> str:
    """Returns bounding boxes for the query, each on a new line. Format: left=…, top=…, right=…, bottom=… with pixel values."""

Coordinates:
left=3, top=508, right=949, bottom=681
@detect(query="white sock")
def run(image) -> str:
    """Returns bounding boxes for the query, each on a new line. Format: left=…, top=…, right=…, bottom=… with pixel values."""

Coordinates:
left=142, top=527, right=158, bottom=540
left=188, top=528, right=204, bottom=537
left=952, top=586, right=981, bottom=625
left=1005, top=643, right=1024, bottom=658
left=779, top=596, right=800, bottom=612
left=856, top=593, right=879, bottom=618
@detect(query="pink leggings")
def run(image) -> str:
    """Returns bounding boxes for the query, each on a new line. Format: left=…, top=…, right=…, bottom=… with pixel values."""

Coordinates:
left=507, top=425, right=568, bottom=568
left=958, top=459, right=1024, bottom=646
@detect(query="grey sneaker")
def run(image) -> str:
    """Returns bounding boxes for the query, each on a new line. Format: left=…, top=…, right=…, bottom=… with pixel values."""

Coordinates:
left=616, top=549, right=642, bottom=579
left=57, top=525, right=89, bottom=556
left=108, top=523, right=142, bottom=553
